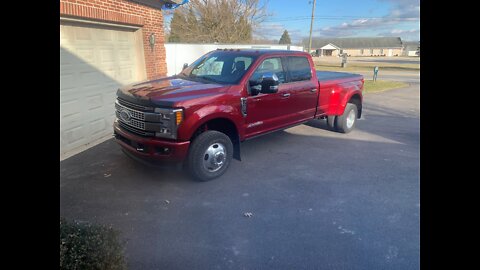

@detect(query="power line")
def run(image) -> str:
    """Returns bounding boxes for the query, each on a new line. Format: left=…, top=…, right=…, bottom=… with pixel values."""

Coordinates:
left=264, top=16, right=419, bottom=22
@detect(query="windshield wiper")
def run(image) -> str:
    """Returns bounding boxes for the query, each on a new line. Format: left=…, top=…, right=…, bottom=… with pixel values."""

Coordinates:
left=197, top=76, right=220, bottom=84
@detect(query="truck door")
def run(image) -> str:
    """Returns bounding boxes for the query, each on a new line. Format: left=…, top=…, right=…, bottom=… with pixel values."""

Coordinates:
left=283, top=56, right=319, bottom=122
left=244, top=57, right=292, bottom=138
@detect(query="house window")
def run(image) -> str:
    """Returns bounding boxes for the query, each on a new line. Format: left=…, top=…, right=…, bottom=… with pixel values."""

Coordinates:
left=380, top=49, right=384, bottom=55
left=370, top=49, right=373, bottom=55
left=360, top=49, right=364, bottom=54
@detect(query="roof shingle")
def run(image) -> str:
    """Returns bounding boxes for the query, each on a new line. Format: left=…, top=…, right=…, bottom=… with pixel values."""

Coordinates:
left=306, top=37, right=403, bottom=49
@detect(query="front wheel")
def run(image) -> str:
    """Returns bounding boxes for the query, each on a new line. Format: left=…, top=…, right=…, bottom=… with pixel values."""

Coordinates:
left=334, top=103, right=358, bottom=133
left=187, top=130, right=233, bottom=181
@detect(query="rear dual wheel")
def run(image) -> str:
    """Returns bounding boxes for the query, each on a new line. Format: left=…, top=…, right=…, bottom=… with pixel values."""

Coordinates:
left=327, top=103, right=358, bottom=133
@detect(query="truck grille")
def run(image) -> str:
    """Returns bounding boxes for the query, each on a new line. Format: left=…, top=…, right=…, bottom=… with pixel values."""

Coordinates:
left=115, top=102, right=145, bottom=121
left=118, top=122, right=155, bottom=137
left=115, top=98, right=177, bottom=139
left=115, top=111, right=145, bottom=130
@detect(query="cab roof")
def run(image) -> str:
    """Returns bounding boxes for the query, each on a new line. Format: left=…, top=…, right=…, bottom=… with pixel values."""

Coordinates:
left=212, top=48, right=308, bottom=56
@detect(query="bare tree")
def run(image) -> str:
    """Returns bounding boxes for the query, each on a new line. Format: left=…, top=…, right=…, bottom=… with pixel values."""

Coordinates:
left=169, top=0, right=269, bottom=43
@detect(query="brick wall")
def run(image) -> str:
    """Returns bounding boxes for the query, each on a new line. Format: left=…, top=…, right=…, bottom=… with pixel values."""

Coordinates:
left=60, top=0, right=167, bottom=79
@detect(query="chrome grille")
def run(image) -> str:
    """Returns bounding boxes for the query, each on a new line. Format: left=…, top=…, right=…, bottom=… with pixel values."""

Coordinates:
left=115, top=102, right=145, bottom=120
left=115, top=111, right=145, bottom=130
left=118, top=122, right=154, bottom=137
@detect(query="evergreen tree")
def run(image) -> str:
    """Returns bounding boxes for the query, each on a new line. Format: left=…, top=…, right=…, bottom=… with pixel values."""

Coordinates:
left=279, top=30, right=291, bottom=44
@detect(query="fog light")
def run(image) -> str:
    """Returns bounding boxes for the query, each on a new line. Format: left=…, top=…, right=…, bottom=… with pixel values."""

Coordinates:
left=156, top=147, right=170, bottom=155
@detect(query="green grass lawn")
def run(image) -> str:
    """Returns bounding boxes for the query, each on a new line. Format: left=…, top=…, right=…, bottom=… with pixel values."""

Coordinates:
left=363, top=80, right=409, bottom=93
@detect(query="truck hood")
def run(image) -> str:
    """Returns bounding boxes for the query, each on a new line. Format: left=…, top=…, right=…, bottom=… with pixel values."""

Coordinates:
left=117, top=76, right=227, bottom=107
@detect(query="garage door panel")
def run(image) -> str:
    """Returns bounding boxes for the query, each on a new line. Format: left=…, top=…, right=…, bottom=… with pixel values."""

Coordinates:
left=118, top=67, right=134, bottom=82
left=96, top=29, right=114, bottom=41
left=75, top=48, right=96, bottom=64
left=60, top=73, right=77, bottom=92
left=85, top=94, right=105, bottom=111
left=118, top=49, right=131, bottom=61
left=60, top=21, right=146, bottom=158
left=88, top=118, right=108, bottom=137
left=117, top=31, right=130, bottom=42
left=60, top=99, right=83, bottom=118
left=99, top=48, right=115, bottom=63
left=60, top=49, right=78, bottom=66
left=78, top=70, right=103, bottom=88
left=74, top=27, right=95, bottom=42
left=62, top=125, right=86, bottom=145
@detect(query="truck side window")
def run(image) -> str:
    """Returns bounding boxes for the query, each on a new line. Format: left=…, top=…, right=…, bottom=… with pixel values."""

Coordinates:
left=250, top=57, right=286, bottom=84
left=286, top=56, right=312, bottom=82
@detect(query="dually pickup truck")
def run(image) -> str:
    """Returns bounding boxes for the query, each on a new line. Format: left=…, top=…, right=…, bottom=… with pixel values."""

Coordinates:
left=113, top=49, right=364, bottom=181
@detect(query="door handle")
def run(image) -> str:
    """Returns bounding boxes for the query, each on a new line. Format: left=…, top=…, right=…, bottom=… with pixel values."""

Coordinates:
left=282, top=93, right=291, bottom=98
left=310, top=88, right=317, bottom=92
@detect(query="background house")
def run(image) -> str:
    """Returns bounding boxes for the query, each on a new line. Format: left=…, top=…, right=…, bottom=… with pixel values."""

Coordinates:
left=60, top=0, right=168, bottom=160
left=402, top=41, right=420, bottom=56
left=308, top=37, right=404, bottom=57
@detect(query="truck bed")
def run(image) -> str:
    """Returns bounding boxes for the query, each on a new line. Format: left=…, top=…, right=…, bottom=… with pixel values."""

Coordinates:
left=316, top=71, right=362, bottom=83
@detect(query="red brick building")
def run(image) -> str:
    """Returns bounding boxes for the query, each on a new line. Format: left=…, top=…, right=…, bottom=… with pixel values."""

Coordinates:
left=60, top=0, right=168, bottom=159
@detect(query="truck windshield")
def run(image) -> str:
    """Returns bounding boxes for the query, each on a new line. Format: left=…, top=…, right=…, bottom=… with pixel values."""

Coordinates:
left=179, top=51, right=257, bottom=84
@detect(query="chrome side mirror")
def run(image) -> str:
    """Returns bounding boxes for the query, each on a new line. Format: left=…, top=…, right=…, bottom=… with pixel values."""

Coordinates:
left=260, top=72, right=279, bottom=94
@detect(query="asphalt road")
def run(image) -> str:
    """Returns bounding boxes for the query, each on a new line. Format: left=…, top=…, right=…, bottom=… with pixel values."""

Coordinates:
left=60, top=82, right=420, bottom=269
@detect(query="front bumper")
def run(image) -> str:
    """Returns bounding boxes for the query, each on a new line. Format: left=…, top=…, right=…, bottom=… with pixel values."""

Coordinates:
left=113, top=121, right=190, bottom=162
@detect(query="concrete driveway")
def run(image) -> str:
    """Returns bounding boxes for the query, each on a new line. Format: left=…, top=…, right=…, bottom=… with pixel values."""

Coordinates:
left=60, top=83, right=420, bottom=269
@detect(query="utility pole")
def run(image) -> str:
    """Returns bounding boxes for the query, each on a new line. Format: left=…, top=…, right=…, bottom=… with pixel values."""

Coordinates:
left=308, top=0, right=317, bottom=54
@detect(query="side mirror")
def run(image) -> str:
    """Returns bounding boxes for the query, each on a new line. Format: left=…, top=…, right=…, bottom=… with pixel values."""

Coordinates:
left=182, top=63, right=188, bottom=70
left=260, top=73, right=279, bottom=94
left=249, top=72, right=279, bottom=95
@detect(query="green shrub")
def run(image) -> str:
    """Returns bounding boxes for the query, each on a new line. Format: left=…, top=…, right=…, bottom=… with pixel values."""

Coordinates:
left=60, top=218, right=127, bottom=270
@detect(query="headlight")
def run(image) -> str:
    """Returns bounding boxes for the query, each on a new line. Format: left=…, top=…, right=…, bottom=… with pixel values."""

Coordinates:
left=153, top=108, right=184, bottom=139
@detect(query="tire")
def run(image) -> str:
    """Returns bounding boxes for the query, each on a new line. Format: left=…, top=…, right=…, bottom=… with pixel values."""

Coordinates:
left=326, top=115, right=336, bottom=130
left=334, top=103, right=358, bottom=133
left=187, top=130, right=233, bottom=182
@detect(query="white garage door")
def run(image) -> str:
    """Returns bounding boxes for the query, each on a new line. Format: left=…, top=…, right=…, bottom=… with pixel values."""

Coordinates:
left=60, top=20, right=147, bottom=160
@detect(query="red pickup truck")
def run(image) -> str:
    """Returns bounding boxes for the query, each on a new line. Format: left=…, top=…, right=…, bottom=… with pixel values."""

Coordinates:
left=113, top=49, right=364, bottom=181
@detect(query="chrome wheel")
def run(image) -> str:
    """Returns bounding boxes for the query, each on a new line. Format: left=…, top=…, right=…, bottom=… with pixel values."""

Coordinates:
left=202, top=142, right=227, bottom=172
left=346, top=109, right=356, bottom=129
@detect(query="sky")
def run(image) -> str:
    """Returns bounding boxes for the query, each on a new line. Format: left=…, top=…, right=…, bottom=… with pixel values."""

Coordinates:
left=164, top=0, right=420, bottom=44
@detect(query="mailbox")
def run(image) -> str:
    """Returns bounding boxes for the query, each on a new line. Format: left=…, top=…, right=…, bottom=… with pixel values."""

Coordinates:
left=373, top=66, right=379, bottom=81
left=341, top=53, right=347, bottom=68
